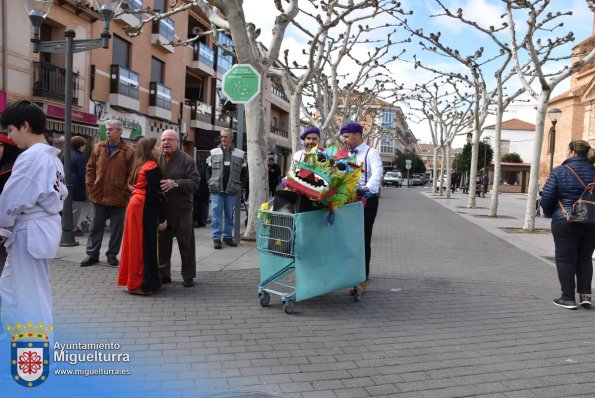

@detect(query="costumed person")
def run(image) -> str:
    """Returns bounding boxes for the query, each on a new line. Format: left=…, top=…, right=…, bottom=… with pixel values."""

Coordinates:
left=81, top=119, right=134, bottom=267
left=290, top=125, right=321, bottom=169
left=0, top=100, right=67, bottom=338
left=340, top=122, right=383, bottom=294
left=118, top=137, right=167, bottom=295
left=0, top=132, right=22, bottom=276
left=541, top=139, right=595, bottom=310
left=158, top=130, right=200, bottom=287
left=71, top=135, right=87, bottom=236
left=207, top=128, right=246, bottom=249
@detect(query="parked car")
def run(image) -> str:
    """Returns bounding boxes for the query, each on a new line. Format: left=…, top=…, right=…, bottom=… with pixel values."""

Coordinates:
left=382, top=171, right=402, bottom=187
left=410, top=173, right=428, bottom=186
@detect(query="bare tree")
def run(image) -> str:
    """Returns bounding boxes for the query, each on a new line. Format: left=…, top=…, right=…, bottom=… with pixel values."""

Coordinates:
left=505, top=0, right=595, bottom=230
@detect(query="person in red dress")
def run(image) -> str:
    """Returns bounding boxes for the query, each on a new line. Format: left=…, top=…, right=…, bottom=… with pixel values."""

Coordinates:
left=118, top=137, right=167, bottom=295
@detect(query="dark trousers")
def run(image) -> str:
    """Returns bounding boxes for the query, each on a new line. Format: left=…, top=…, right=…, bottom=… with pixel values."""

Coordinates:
left=363, top=196, right=379, bottom=280
left=86, top=204, right=126, bottom=258
left=158, top=209, right=196, bottom=281
left=552, top=220, right=595, bottom=301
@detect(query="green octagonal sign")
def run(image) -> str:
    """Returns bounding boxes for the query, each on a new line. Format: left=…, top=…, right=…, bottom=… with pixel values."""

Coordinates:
left=222, top=64, right=261, bottom=104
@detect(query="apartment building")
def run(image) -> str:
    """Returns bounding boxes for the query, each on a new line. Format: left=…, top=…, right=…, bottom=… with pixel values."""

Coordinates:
left=0, top=1, right=291, bottom=162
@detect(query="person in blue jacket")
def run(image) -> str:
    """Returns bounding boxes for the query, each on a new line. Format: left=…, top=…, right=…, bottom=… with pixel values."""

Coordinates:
left=541, top=139, right=595, bottom=310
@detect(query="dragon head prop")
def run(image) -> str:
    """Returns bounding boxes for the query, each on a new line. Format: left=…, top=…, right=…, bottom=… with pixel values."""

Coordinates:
left=286, top=146, right=361, bottom=209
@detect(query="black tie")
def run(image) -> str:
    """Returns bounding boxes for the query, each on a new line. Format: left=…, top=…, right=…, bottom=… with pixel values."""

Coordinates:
left=349, top=148, right=358, bottom=155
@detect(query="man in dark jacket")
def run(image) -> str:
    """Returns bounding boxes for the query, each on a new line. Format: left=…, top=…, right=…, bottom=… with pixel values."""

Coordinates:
left=158, top=130, right=200, bottom=287
left=82, top=120, right=134, bottom=267
left=541, top=139, right=595, bottom=310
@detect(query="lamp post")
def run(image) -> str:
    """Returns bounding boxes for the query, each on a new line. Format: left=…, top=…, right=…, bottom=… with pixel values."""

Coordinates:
left=482, top=135, right=490, bottom=176
left=548, top=108, right=562, bottom=174
left=22, top=0, right=122, bottom=246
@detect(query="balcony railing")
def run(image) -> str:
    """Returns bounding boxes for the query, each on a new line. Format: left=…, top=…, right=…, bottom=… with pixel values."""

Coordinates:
left=188, top=100, right=212, bottom=123
left=153, top=16, right=175, bottom=43
left=149, top=82, right=171, bottom=110
left=32, top=61, right=79, bottom=105
left=195, top=42, right=214, bottom=68
left=271, top=84, right=287, bottom=101
left=110, top=64, right=139, bottom=99
left=270, top=125, right=288, bottom=138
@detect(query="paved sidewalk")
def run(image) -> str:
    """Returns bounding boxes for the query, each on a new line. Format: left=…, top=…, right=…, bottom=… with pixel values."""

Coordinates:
left=19, top=188, right=595, bottom=397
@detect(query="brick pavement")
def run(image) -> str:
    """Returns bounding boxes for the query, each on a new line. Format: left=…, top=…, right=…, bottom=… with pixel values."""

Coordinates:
left=39, top=187, right=595, bottom=397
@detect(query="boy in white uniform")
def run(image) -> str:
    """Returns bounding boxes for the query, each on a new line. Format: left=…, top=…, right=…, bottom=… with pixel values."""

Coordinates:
left=0, top=100, right=67, bottom=335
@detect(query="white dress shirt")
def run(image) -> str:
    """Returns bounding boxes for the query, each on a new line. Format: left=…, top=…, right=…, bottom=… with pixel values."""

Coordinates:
left=349, top=143, right=383, bottom=194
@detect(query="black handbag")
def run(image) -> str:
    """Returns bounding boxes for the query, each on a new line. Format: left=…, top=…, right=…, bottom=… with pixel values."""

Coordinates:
left=558, top=165, right=595, bottom=225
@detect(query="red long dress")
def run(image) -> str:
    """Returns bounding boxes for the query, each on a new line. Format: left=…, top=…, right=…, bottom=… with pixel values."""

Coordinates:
left=118, top=160, right=165, bottom=292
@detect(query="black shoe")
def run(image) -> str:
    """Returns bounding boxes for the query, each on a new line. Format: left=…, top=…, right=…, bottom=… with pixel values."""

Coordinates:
left=161, top=277, right=172, bottom=285
left=553, top=298, right=577, bottom=310
left=223, top=238, right=237, bottom=247
left=106, top=255, right=119, bottom=266
left=183, top=278, right=194, bottom=288
left=213, top=240, right=223, bottom=249
left=80, top=256, right=99, bottom=267
left=579, top=294, right=592, bottom=307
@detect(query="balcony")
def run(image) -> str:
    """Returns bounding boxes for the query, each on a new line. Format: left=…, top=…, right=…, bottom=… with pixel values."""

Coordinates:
left=270, top=125, right=288, bottom=138
left=32, top=61, right=79, bottom=105
left=188, top=100, right=212, bottom=129
left=271, top=84, right=288, bottom=102
left=192, top=42, right=215, bottom=75
left=109, top=64, right=140, bottom=111
left=115, top=0, right=142, bottom=27
left=148, top=82, right=172, bottom=120
left=152, top=17, right=175, bottom=53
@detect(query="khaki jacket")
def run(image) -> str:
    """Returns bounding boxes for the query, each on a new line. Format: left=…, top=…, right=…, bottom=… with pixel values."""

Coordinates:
left=86, top=140, right=134, bottom=207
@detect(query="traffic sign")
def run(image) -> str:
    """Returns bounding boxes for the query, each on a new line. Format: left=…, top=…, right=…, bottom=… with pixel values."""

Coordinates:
left=222, top=64, right=261, bottom=104
left=405, top=164, right=411, bottom=170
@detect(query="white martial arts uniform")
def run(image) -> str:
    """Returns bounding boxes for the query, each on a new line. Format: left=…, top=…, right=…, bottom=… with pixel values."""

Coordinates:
left=0, top=143, right=67, bottom=331
left=290, top=149, right=306, bottom=171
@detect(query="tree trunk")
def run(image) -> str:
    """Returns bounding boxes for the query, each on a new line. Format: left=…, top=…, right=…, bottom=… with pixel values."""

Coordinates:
left=522, top=91, right=550, bottom=231
left=466, top=128, right=479, bottom=208
left=432, top=146, right=438, bottom=193
left=445, top=143, right=452, bottom=199
left=489, top=92, right=504, bottom=217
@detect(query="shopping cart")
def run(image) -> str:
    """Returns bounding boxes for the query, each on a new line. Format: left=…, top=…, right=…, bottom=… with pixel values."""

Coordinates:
left=257, top=201, right=366, bottom=314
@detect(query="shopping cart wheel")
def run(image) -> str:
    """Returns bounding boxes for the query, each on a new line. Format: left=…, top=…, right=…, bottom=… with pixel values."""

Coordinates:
left=353, top=286, right=361, bottom=302
left=259, top=291, right=270, bottom=307
left=282, top=299, right=296, bottom=314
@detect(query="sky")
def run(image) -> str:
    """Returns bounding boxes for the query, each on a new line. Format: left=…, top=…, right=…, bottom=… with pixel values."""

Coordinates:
left=242, top=0, right=594, bottom=146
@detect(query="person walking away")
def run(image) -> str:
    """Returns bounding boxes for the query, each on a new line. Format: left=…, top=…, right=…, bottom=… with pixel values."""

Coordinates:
left=481, top=173, right=489, bottom=198
left=71, top=136, right=87, bottom=236
left=0, top=132, right=22, bottom=277
left=118, top=138, right=167, bottom=295
left=158, top=130, right=200, bottom=288
left=290, top=126, right=321, bottom=169
left=193, top=162, right=210, bottom=228
left=340, top=122, right=383, bottom=294
left=0, top=100, right=67, bottom=340
left=207, top=128, right=246, bottom=249
left=268, top=157, right=281, bottom=197
left=541, top=140, right=595, bottom=310
left=81, top=119, right=134, bottom=267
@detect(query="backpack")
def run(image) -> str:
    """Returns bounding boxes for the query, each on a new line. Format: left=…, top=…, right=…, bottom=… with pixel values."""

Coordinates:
left=558, top=165, right=595, bottom=225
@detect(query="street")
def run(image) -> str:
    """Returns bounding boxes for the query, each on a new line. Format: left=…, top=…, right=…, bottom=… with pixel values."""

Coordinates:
left=6, top=187, right=595, bottom=398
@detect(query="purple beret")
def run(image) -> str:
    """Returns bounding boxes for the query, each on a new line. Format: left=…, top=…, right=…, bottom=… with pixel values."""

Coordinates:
left=300, top=125, right=320, bottom=140
left=340, top=122, right=363, bottom=135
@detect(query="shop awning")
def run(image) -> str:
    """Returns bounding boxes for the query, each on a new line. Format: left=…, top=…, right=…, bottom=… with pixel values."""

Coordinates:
left=47, top=119, right=99, bottom=137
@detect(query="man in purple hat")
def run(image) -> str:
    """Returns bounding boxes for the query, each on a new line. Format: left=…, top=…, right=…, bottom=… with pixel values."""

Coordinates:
left=340, top=121, right=383, bottom=294
left=290, top=125, right=321, bottom=170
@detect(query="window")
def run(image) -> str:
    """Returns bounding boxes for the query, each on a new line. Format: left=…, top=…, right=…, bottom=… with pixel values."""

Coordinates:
left=151, top=57, right=164, bottom=83
left=158, top=17, right=175, bottom=42
left=381, top=109, right=395, bottom=129
left=217, top=32, right=233, bottom=73
left=380, top=136, right=394, bottom=153
left=500, top=140, right=510, bottom=156
left=153, top=0, right=166, bottom=11
left=112, top=35, right=130, bottom=68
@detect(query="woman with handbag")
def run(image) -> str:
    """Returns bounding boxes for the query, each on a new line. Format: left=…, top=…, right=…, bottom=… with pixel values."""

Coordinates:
left=541, top=140, right=595, bottom=309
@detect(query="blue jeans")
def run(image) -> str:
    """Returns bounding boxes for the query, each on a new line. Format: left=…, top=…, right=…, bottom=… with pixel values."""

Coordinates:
left=211, top=192, right=237, bottom=241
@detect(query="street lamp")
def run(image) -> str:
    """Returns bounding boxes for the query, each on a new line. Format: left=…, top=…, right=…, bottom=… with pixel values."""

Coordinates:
left=548, top=108, right=562, bottom=174
left=482, top=135, right=491, bottom=176
left=22, top=0, right=122, bottom=246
